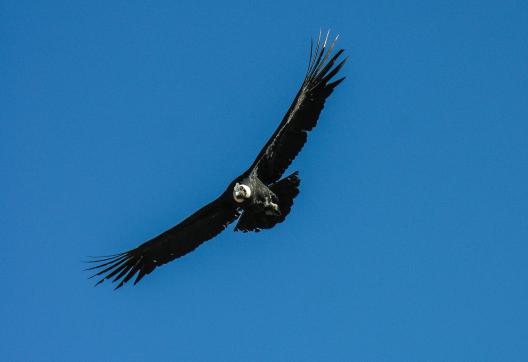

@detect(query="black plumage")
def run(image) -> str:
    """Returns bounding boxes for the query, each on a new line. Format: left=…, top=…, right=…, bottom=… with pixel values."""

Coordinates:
left=87, top=31, right=347, bottom=288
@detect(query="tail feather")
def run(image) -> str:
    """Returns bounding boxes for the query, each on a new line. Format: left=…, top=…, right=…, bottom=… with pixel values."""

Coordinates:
left=270, top=171, right=300, bottom=223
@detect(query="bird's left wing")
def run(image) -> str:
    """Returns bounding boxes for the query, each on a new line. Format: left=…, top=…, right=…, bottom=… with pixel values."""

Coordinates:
left=87, top=195, right=240, bottom=289
left=249, top=31, right=347, bottom=184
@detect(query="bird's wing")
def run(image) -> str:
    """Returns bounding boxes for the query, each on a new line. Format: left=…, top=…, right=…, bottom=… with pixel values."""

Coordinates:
left=249, top=31, right=347, bottom=184
left=87, top=195, right=239, bottom=289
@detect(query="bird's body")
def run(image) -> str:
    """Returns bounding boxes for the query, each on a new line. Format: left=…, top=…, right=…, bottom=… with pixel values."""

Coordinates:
left=233, top=169, right=300, bottom=232
left=88, top=31, right=347, bottom=288
left=237, top=173, right=280, bottom=217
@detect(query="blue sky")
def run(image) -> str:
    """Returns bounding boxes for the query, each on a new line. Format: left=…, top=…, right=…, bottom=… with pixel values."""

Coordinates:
left=2, top=0, right=527, bottom=360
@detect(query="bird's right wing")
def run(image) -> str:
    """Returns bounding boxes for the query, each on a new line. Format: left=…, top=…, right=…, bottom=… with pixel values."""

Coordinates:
left=248, top=31, right=347, bottom=184
left=87, top=195, right=240, bottom=289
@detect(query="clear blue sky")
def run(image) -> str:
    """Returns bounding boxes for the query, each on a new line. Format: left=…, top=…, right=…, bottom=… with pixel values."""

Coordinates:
left=2, top=0, right=527, bottom=360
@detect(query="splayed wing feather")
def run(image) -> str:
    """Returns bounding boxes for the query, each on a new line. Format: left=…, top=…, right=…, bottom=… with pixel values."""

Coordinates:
left=85, top=255, right=128, bottom=270
left=85, top=253, right=126, bottom=263
left=88, top=256, right=128, bottom=278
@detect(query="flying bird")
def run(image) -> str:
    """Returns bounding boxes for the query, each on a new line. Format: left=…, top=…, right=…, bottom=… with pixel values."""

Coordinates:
left=88, top=31, right=347, bottom=288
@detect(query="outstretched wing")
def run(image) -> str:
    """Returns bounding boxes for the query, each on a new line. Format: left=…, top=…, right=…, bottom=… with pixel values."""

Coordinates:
left=249, top=31, right=347, bottom=184
left=87, top=195, right=239, bottom=289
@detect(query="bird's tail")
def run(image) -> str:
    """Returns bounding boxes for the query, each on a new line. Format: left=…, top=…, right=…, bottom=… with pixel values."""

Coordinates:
left=270, top=171, right=301, bottom=221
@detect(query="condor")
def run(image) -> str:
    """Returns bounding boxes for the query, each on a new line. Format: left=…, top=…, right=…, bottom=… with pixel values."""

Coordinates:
left=88, top=31, right=347, bottom=288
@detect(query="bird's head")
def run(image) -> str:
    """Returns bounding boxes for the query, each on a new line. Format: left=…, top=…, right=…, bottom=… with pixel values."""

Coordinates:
left=233, top=183, right=251, bottom=203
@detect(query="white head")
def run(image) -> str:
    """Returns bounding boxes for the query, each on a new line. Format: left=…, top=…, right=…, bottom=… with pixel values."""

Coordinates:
left=233, top=183, right=251, bottom=203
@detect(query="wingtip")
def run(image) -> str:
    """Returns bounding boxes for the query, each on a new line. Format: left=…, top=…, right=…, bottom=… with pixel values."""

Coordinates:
left=323, top=29, right=331, bottom=48
left=83, top=252, right=126, bottom=263
left=94, top=278, right=105, bottom=287
left=328, top=76, right=346, bottom=88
